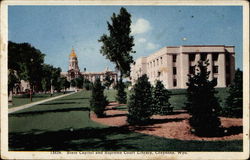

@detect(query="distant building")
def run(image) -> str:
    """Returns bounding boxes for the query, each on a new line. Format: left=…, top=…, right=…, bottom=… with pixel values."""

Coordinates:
left=61, top=48, right=118, bottom=88
left=130, top=45, right=235, bottom=89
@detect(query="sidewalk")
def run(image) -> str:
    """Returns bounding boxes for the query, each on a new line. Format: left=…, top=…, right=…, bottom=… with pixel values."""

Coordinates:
left=8, top=92, right=76, bottom=114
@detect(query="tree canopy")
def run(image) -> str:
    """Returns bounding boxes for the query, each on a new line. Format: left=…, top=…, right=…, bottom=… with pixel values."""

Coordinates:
left=99, top=7, right=135, bottom=78
left=186, top=60, right=221, bottom=136
left=152, top=80, right=172, bottom=115
left=8, top=41, right=63, bottom=100
left=224, top=69, right=243, bottom=118
left=90, top=78, right=108, bottom=117
left=127, top=74, right=153, bottom=125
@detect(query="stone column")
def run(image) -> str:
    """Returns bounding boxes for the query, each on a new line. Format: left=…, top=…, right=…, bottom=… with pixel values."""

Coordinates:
left=218, top=53, right=226, bottom=87
left=207, top=53, right=213, bottom=80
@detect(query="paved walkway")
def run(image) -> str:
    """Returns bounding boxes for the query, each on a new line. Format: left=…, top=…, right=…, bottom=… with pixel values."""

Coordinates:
left=8, top=92, right=76, bottom=114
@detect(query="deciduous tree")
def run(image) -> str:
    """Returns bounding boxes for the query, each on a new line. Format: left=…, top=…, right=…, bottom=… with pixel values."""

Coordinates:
left=99, top=7, right=135, bottom=104
left=103, top=73, right=114, bottom=90
left=8, top=41, right=45, bottom=101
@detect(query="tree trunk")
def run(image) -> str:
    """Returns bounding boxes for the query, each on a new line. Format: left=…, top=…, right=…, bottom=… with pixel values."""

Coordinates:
left=8, top=89, right=13, bottom=106
left=120, top=71, right=123, bottom=82
left=50, top=80, right=53, bottom=97
left=30, top=84, right=33, bottom=102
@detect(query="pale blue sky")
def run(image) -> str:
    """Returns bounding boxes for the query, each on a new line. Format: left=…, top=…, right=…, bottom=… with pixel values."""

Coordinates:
left=9, top=6, right=243, bottom=72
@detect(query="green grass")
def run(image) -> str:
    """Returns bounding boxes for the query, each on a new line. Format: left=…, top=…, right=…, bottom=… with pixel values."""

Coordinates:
left=105, top=88, right=231, bottom=111
left=9, top=90, right=242, bottom=151
left=168, top=88, right=230, bottom=110
left=9, top=92, right=65, bottom=108
left=104, top=89, right=117, bottom=102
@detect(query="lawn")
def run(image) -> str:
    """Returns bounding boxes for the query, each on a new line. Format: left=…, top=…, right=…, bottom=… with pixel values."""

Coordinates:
left=9, top=92, right=65, bottom=108
left=9, top=90, right=242, bottom=151
left=105, top=88, right=230, bottom=110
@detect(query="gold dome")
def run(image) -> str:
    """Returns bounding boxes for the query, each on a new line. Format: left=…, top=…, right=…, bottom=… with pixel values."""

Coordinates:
left=69, top=48, right=77, bottom=58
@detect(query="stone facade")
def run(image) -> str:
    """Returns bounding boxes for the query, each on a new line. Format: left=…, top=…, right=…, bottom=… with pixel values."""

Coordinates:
left=130, top=45, right=235, bottom=89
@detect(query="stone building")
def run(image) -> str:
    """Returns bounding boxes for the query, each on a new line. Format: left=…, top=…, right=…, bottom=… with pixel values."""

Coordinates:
left=130, top=45, right=235, bottom=89
left=61, top=48, right=118, bottom=87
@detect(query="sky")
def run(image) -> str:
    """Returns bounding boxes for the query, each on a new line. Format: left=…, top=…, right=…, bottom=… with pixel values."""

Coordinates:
left=8, top=6, right=243, bottom=72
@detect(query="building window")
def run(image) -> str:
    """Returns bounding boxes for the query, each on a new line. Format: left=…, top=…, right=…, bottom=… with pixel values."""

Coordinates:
left=173, top=67, right=177, bottom=75
left=213, top=66, right=218, bottom=74
left=189, top=54, right=196, bottom=61
left=200, top=53, right=207, bottom=61
left=160, top=57, right=163, bottom=64
left=189, top=66, right=195, bottom=74
left=173, top=55, right=177, bottom=62
left=173, top=79, right=177, bottom=87
left=153, top=60, right=155, bottom=67
left=212, top=53, right=219, bottom=61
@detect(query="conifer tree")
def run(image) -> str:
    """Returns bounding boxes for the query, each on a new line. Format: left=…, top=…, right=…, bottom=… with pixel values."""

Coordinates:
left=116, top=79, right=127, bottom=104
left=224, top=69, right=243, bottom=118
left=152, top=80, right=172, bottom=115
left=90, top=78, right=108, bottom=117
left=186, top=60, right=221, bottom=136
left=127, top=74, right=153, bottom=125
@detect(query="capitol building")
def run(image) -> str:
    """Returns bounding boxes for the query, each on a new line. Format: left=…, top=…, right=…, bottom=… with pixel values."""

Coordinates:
left=61, top=48, right=118, bottom=87
left=130, top=45, right=235, bottom=89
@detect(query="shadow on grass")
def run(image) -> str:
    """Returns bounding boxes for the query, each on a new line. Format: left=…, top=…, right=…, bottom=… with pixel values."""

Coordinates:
left=9, top=126, right=139, bottom=151
left=9, top=107, right=90, bottom=117
left=113, top=106, right=128, bottom=110
left=167, top=110, right=188, bottom=115
left=59, top=97, right=89, bottom=101
left=38, top=102, right=78, bottom=105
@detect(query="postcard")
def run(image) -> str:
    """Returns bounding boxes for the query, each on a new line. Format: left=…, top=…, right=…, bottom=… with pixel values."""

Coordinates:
left=0, top=0, right=249, bottom=159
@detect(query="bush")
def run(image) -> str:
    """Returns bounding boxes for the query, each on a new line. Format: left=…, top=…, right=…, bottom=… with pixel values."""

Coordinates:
left=152, top=80, right=172, bottom=115
left=90, top=78, right=108, bottom=117
left=116, top=79, right=127, bottom=104
left=127, top=74, right=153, bottom=125
left=186, top=60, right=221, bottom=136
